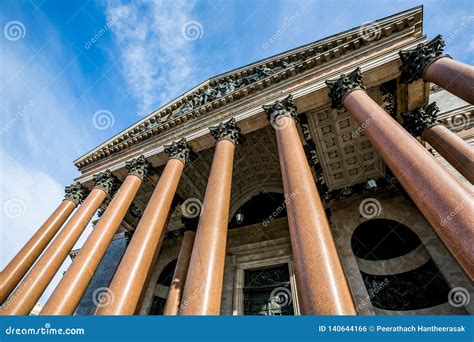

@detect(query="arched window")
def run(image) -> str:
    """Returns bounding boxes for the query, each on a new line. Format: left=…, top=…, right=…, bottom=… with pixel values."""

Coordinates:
left=351, top=219, right=451, bottom=312
left=149, top=259, right=177, bottom=315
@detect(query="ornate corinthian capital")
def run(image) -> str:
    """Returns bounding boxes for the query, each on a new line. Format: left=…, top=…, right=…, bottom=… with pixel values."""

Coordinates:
left=164, top=138, right=192, bottom=163
left=325, top=67, right=365, bottom=109
left=401, top=102, right=442, bottom=137
left=399, top=35, right=449, bottom=84
left=64, top=182, right=89, bottom=205
left=209, top=118, right=243, bottom=145
left=92, top=170, right=120, bottom=198
left=126, top=155, right=152, bottom=180
left=262, top=94, right=297, bottom=125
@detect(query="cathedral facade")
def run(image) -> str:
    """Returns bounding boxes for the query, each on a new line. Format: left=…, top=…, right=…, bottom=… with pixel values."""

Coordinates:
left=1, top=6, right=473, bottom=316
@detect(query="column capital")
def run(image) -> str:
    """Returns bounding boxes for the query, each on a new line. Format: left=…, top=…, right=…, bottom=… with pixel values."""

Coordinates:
left=164, top=138, right=192, bottom=164
left=401, top=102, right=442, bottom=137
left=325, top=67, right=365, bottom=109
left=399, top=35, right=451, bottom=84
left=209, top=118, right=243, bottom=145
left=125, top=155, right=152, bottom=180
left=64, top=182, right=89, bottom=205
left=92, top=170, right=120, bottom=198
left=262, top=94, right=297, bottom=126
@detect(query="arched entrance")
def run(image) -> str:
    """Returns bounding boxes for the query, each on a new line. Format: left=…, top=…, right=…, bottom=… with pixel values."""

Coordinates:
left=229, top=192, right=287, bottom=229
left=351, top=219, right=452, bottom=312
left=148, top=259, right=177, bottom=315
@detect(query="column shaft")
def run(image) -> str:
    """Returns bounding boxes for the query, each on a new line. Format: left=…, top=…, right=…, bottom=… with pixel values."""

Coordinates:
left=424, top=57, right=474, bottom=104
left=275, top=116, right=356, bottom=315
left=95, top=159, right=185, bottom=315
left=41, top=175, right=142, bottom=315
left=180, top=140, right=235, bottom=315
left=422, top=125, right=474, bottom=183
left=344, top=90, right=474, bottom=279
left=0, top=188, right=106, bottom=315
left=163, top=230, right=196, bottom=315
left=0, top=199, right=76, bottom=304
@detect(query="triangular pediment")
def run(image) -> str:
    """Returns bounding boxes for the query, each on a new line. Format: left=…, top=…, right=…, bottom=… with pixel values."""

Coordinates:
left=75, top=6, right=422, bottom=170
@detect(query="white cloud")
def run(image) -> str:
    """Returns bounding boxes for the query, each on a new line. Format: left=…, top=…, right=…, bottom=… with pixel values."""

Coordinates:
left=104, top=0, right=202, bottom=116
left=0, top=22, right=97, bottom=305
left=0, top=148, right=93, bottom=305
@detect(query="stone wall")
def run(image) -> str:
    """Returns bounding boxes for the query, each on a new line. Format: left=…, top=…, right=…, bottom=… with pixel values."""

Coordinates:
left=329, top=190, right=473, bottom=315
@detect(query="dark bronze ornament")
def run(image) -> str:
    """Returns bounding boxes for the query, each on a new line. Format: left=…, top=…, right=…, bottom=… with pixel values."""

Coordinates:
left=92, top=170, right=120, bottom=198
left=64, top=182, right=89, bottom=205
left=325, top=67, right=365, bottom=109
left=401, top=102, right=442, bottom=137
left=125, top=155, right=152, bottom=180
left=399, top=35, right=449, bottom=84
left=128, top=202, right=143, bottom=219
left=169, top=65, right=276, bottom=120
left=262, top=94, right=297, bottom=125
left=164, top=138, right=192, bottom=163
left=209, top=118, right=243, bottom=145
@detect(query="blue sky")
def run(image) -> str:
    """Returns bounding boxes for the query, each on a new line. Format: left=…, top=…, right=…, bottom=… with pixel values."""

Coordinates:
left=1, top=0, right=473, bottom=304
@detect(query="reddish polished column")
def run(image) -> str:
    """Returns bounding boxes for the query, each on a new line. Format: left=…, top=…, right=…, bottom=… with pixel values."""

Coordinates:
left=0, top=182, right=86, bottom=305
left=346, top=91, right=473, bottom=278
left=263, top=96, right=356, bottom=315
left=134, top=205, right=176, bottom=315
left=399, top=35, right=474, bottom=104
left=180, top=119, right=240, bottom=315
left=327, top=69, right=473, bottom=279
left=0, top=171, right=116, bottom=315
left=424, top=57, right=474, bottom=104
left=402, top=103, right=474, bottom=184
left=422, top=124, right=474, bottom=184
left=96, top=139, right=190, bottom=315
left=163, top=229, right=196, bottom=315
left=41, top=157, right=150, bottom=315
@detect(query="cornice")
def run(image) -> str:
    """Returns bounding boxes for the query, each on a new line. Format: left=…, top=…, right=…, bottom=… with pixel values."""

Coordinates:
left=74, top=34, right=426, bottom=185
left=75, top=7, right=423, bottom=171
